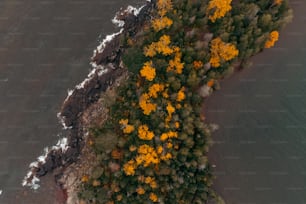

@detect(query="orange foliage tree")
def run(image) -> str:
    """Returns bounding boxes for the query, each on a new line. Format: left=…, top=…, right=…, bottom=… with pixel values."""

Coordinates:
left=265, top=31, right=279, bottom=48
left=274, top=0, right=282, bottom=5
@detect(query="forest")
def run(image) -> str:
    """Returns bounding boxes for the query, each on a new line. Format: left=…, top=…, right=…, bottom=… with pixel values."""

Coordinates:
left=78, top=0, right=292, bottom=203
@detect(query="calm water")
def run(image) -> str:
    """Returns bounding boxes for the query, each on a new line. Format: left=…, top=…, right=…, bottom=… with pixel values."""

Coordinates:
left=205, top=0, right=306, bottom=203
left=0, top=0, right=143, bottom=203
left=1, top=0, right=304, bottom=203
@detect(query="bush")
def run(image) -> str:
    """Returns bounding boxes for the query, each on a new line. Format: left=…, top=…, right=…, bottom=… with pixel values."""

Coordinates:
left=122, top=47, right=147, bottom=74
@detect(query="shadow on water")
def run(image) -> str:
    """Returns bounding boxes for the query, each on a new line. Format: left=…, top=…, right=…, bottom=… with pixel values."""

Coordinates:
left=205, top=1, right=306, bottom=203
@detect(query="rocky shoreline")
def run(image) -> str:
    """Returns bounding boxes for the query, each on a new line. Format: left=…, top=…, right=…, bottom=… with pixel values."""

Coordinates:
left=22, top=1, right=155, bottom=201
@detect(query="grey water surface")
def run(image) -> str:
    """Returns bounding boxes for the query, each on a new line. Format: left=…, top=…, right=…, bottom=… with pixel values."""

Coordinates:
left=206, top=0, right=306, bottom=203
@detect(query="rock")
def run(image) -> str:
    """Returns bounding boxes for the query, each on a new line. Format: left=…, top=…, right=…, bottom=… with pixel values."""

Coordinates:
left=44, top=156, right=55, bottom=171
left=36, top=167, right=47, bottom=177
left=64, top=147, right=78, bottom=161
left=106, top=63, right=116, bottom=70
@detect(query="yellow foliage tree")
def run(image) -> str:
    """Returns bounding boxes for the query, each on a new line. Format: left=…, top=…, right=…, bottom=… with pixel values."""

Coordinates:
left=140, top=61, right=156, bottom=81
left=206, top=0, right=232, bottom=22
left=138, top=124, right=155, bottom=140
left=139, top=93, right=157, bottom=115
left=209, top=37, right=239, bottom=68
left=149, top=192, right=158, bottom=202
left=148, top=83, right=165, bottom=98
left=160, top=131, right=178, bottom=141
left=144, top=35, right=173, bottom=57
left=176, top=87, right=185, bottom=102
left=156, top=0, right=173, bottom=16
left=136, top=144, right=160, bottom=167
left=152, top=16, right=173, bottom=32
left=265, top=31, right=279, bottom=48
left=123, top=160, right=136, bottom=176
left=136, top=187, right=145, bottom=195
left=119, top=119, right=135, bottom=134
left=167, top=49, right=184, bottom=74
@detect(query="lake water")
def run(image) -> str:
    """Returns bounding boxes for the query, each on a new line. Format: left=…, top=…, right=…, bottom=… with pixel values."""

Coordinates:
left=1, top=0, right=304, bottom=203
left=0, top=0, right=143, bottom=203
left=205, top=0, right=306, bottom=203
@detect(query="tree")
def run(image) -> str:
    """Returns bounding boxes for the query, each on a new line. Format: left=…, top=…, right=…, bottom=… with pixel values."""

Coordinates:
left=264, top=30, right=279, bottom=48
left=152, top=17, right=173, bottom=31
left=209, top=37, right=239, bottom=68
left=156, top=0, right=173, bottom=17
left=206, top=0, right=232, bottom=23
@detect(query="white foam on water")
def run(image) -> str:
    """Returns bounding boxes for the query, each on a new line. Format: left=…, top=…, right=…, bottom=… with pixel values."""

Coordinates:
left=98, top=66, right=108, bottom=76
left=22, top=137, right=69, bottom=189
left=22, top=1, right=149, bottom=190
left=57, top=112, right=72, bottom=130
left=29, top=176, right=40, bottom=190
left=67, top=89, right=73, bottom=97
left=94, top=28, right=124, bottom=55
left=96, top=4, right=146, bottom=55
left=22, top=172, right=40, bottom=190
left=75, top=67, right=97, bottom=90
left=112, top=5, right=146, bottom=28
left=112, top=17, right=125, bottom=28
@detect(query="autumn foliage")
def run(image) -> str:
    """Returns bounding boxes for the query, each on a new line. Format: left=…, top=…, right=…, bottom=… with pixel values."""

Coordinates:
left=144, top=35, right=173, bottom=57
left=209, top=37, right=239, bottom=68
left=81, top=0, right=292, bottom=203
left=152, top=17, right=173, bottom=32
left=119, top=119, right=135, bottom=134
left=206, top=0, right=232, bottom=22
left=193, top=60, right=203, bottom=69
left=156, top=0, right=172, bottom=16
left=167, top=47, right=184, bottom=74
left=140, top=61, right=156, bottom=81
left=138, top=124, right=155, bottom=140
left=265, top=31, right=279, bottom=48
left=139, top=93, right=157, bottom=115
left=274, top=0, right=282, bottom=5
left=152, top=0, right=173, bottom=31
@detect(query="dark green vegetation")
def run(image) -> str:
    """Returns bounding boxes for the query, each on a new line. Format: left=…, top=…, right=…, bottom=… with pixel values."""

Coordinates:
left=78, top=0, right=292, bottom=203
